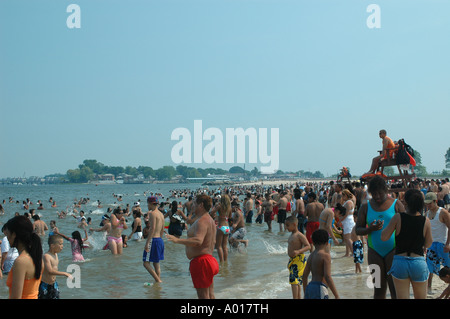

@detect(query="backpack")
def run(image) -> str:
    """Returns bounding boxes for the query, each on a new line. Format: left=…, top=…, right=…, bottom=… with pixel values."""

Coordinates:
left=396, top=139, right=413, bottom=165
left=404, top=141, right=415, bottom=159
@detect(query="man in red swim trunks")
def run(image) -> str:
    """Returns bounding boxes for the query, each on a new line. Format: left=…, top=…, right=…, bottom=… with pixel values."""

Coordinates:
left=166, top=194, right=219, bottom=299
left=305, top=192, right=324, bottom=251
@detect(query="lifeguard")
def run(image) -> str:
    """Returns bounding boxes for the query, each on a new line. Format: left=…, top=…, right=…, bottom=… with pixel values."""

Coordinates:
left=365, top=129, right=396, bottom=176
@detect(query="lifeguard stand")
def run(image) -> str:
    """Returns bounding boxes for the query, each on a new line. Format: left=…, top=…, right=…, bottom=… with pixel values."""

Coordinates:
left=337, top=167, right=351, bottom=184
left=362, top=146, right=416, bottom=192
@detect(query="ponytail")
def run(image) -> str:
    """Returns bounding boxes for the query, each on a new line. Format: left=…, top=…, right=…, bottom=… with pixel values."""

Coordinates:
left=171, top=201, right=178, bottom=214
left=29, top=232, right=43, bottom=279
left=4, top=216, right=43, bottom=279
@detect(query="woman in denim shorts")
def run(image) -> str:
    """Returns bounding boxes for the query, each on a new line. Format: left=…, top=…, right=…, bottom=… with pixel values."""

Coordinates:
left=381, top=189, right=433, bottom=299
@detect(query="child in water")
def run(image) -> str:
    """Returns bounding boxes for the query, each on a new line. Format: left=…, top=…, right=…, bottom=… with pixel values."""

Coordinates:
left=303, top=229, right=340, bottom=299
left=285, top=215, right=310, bottom=299
left=55, top=229, right=87, bottom=262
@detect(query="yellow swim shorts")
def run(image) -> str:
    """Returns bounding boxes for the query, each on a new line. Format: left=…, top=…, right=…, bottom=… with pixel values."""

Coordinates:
left=288, top=254, right=307, bottom=285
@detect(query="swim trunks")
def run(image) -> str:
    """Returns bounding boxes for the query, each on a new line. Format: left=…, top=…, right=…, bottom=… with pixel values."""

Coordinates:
left=426, top=242, right=450, bottom=275
left=306, top=221, right=320, bottom=244
left=264, top=210, right=274, bottom=222
left=353, top=240, right=364, bottom=264
left=189, top=254, right=219, bottom=289
left=131, top=232, right=143, bottom=241
left=288, top=254, right=307, bottom=285
left=277, top=209, right=287, bottom=224
left=143, top=237, right=165, bottom=263
left=230, top=227, right=247, bottom=240
left=245, top=210, right=254, bottom=223
left=297, top=214, right=306, bottom=233
left=304, top=281, right=329, bottom=299
left=38, top=281, right=60, bottom=299
left=255, top=214, right=263, bottom=224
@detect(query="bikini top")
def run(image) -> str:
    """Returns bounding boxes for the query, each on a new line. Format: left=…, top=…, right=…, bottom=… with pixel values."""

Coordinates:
left=113, top=215, right=125, bottom=229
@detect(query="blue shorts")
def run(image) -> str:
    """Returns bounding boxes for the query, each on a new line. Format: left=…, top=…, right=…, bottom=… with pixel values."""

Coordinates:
left=353, top=240, right=364, bottom=264
left=38, top=281, right=60, bottom=299
left=426, top=242, right=450, bottom=275
left=388, top=255, right=429, bottom=282
left=304, top=281, right=329, bottom=299
left=143, top=237, right=164, bottom=263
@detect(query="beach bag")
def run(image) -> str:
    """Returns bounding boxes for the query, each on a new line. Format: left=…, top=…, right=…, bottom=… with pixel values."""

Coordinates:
left=405, top=141, right=415, bottom=159
left=396, top=139, right=410, bottom=165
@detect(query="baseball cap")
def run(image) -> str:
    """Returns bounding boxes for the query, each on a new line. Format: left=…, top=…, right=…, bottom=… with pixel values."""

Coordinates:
left=147, top=196, right=159, bottom=204
left=424, top=192, right=437, bottom=204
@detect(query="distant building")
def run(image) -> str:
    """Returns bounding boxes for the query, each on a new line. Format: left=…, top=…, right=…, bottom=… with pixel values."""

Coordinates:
left=98, top=174, right=115, bottom=181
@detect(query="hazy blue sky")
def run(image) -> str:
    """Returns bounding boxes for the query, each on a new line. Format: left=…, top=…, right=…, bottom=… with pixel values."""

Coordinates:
left=1, top=0, right=449, bottom=178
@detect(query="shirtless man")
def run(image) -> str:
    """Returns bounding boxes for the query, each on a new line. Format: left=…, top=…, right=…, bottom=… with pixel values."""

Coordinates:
left=319, top=208, right=340, bottom=250
left=229, top=202, right=248, bottom=248
left=366, top=129, right=397, bottom=175
left=32, top=215, right=48, bottom=237
left=293, top=190, right=306, bottom=233
left=442, top=178, right=450, bottom=209
left=305, top=192, right=324, bottom=249
left=143, top=196, right=165, bottom=283
left=244, top=193, right=254, bottom=223
left=330, top=184, right=343, bottom=208
left=167, top=195, right=219, bottom=299
left=262, top=193, right=277, bottom=231
left=276, top=192, right=289, bottom=232
left=183, top=196, right=194, bottom=218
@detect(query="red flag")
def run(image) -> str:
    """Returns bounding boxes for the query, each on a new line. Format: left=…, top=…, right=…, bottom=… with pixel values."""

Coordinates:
left=407, top=152, right=416, bottom=166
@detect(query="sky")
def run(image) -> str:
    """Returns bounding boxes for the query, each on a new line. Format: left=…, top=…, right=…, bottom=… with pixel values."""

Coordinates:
left=1, top=0, right=449, bottom=178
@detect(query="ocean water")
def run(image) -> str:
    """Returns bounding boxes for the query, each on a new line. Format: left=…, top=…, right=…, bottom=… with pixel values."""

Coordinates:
left=0, top=183, right=377, bottom=299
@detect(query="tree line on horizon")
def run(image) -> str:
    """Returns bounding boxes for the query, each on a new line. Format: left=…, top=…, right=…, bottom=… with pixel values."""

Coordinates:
left=44, top=147, right=450, bottom=183
left=63, top=159, right=325, bottom=183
